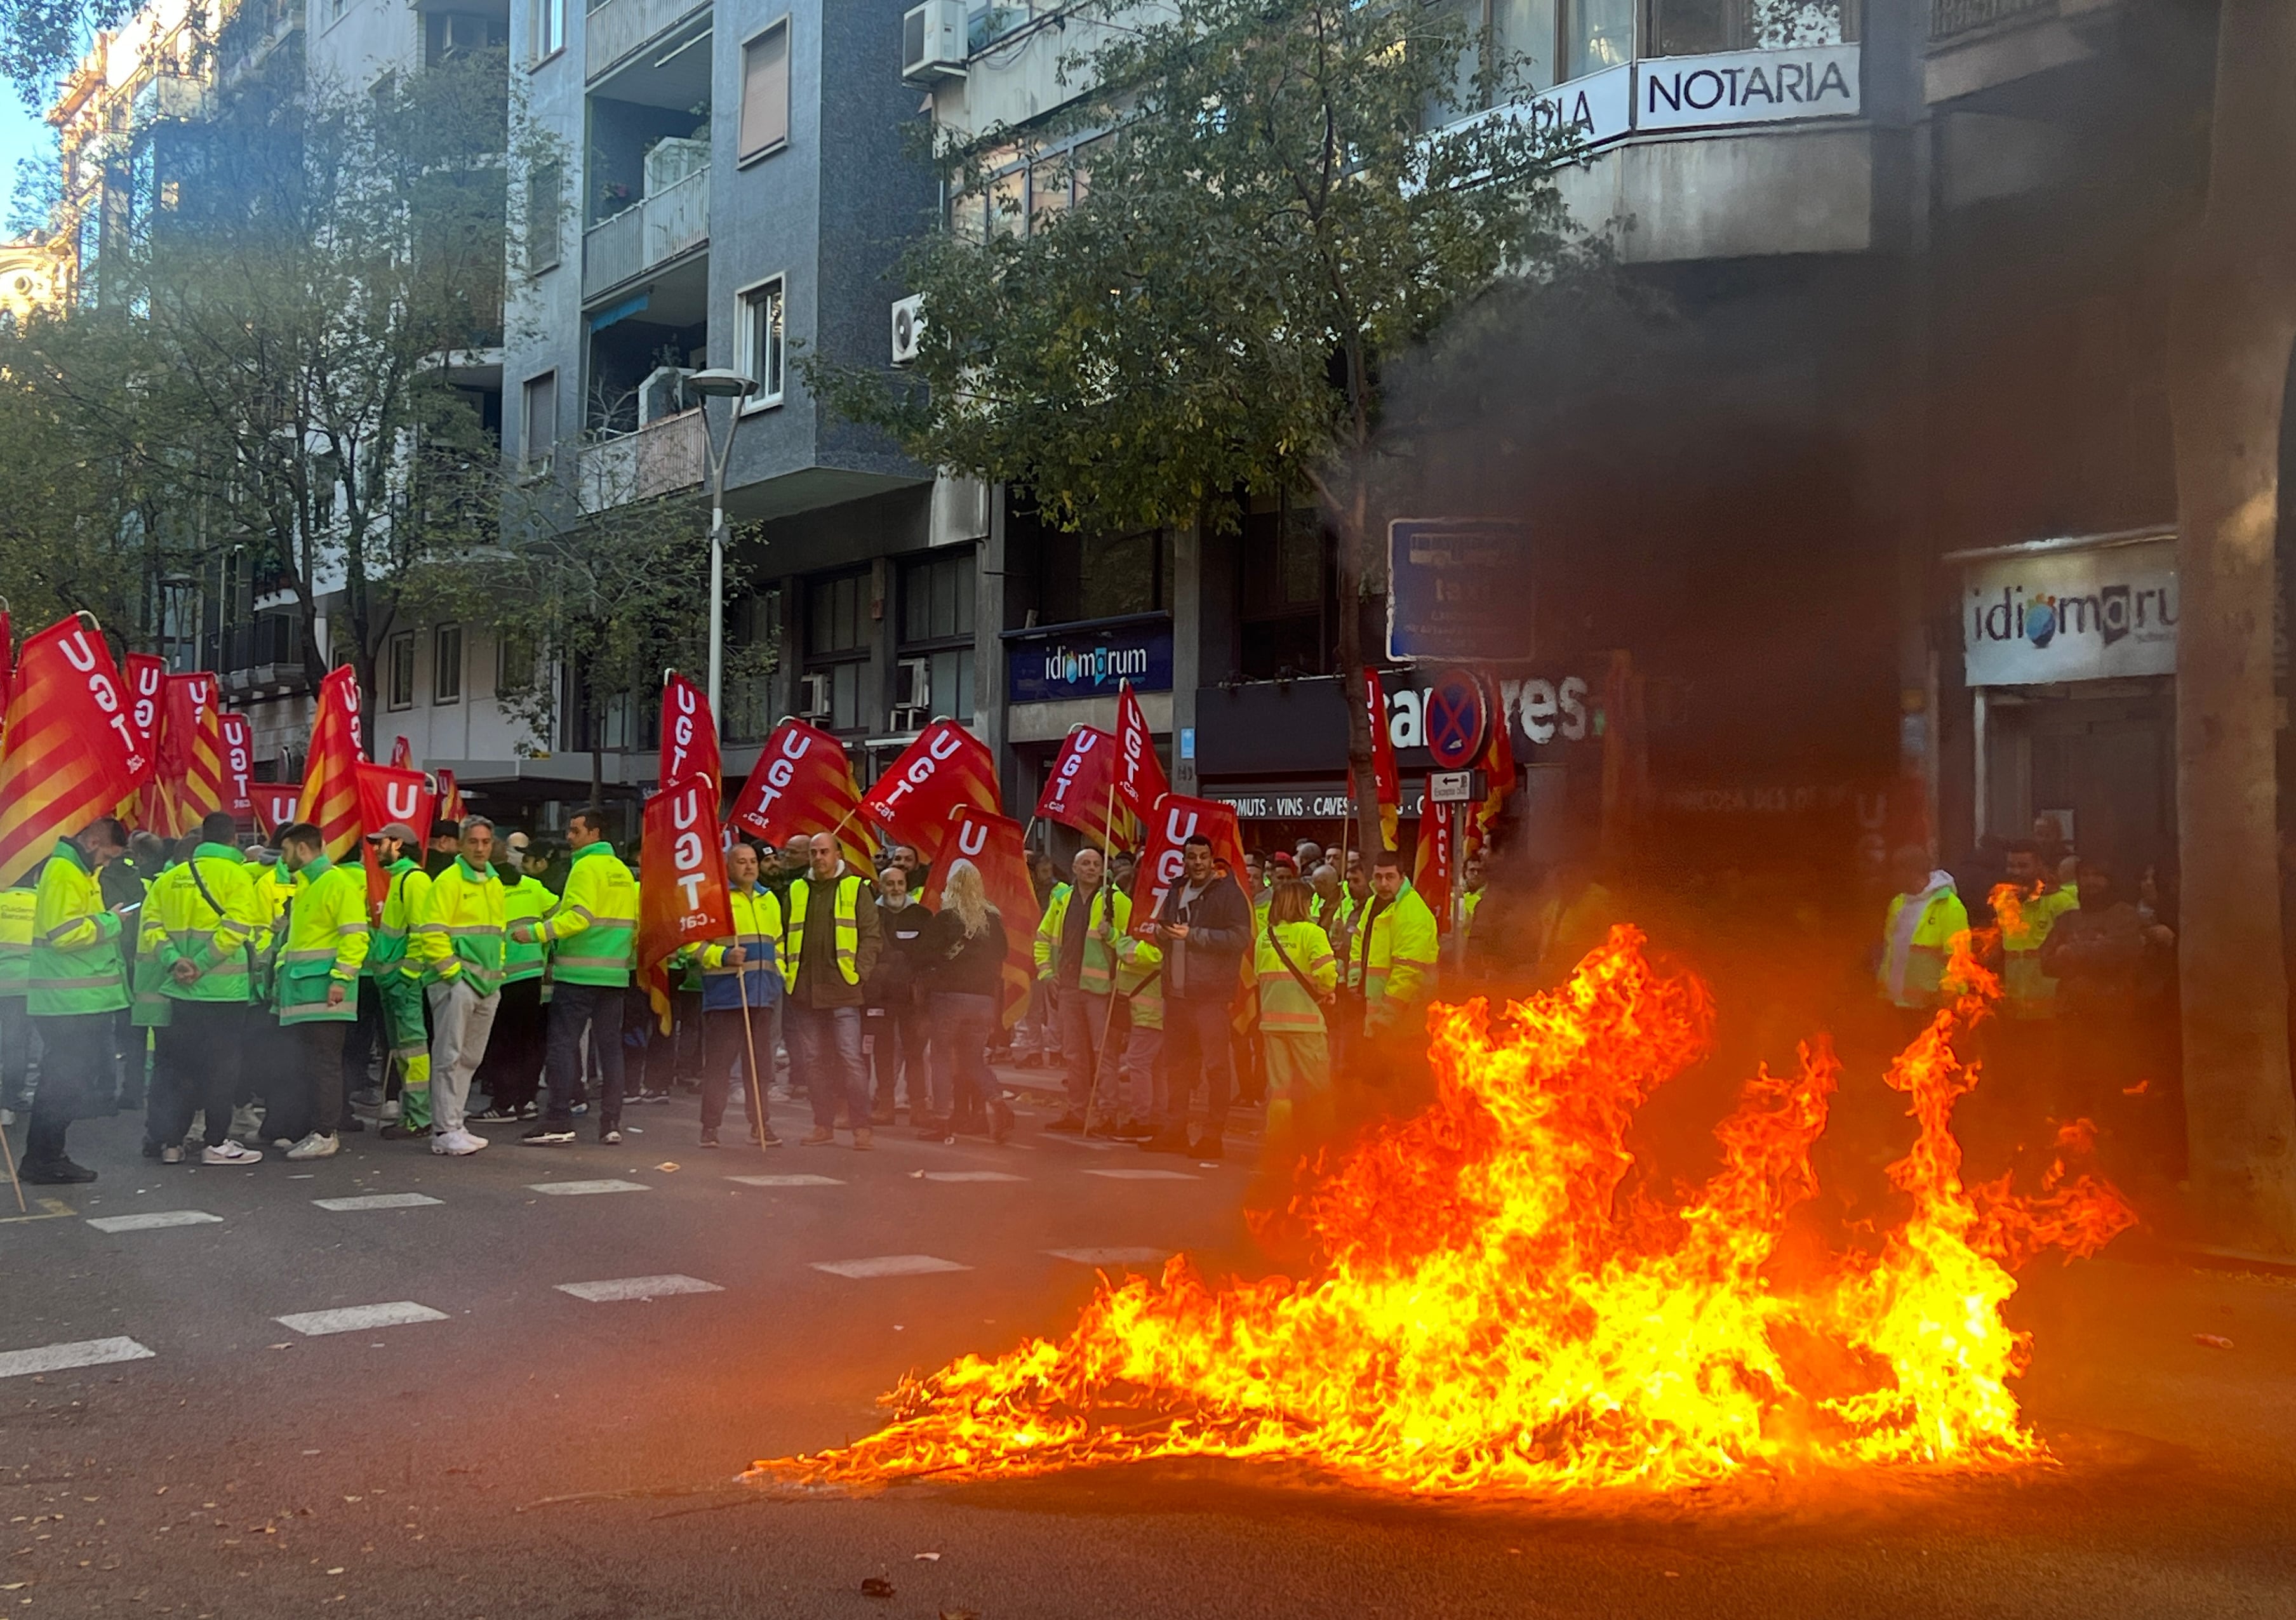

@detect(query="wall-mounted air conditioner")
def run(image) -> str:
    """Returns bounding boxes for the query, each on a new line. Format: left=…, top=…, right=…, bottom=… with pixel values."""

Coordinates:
left=797, top=672, right=834, bottom=722
left=890, top=293, right=924, bottom=366
left=900, top=0, right=966, bottom=85
left=894, top=656, right=931, bottom=710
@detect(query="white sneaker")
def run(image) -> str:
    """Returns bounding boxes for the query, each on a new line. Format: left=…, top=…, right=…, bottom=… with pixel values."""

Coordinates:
left=201, top=1141, right=263, bottom=1165
left=159, top=1145, right=183, bottom=1165
left=431, top=1128, right=488, bottom=1156
left=380, top=1099, right=403, bottom=1122
left=285, top=1132, right=340, bottom=1161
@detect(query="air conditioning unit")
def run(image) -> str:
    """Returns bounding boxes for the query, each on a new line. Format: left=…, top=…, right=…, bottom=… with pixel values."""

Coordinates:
left=894, top=656, right=931, bottom=710
left=901, top=0, right=967, bottom=84
left=889, top=706, right=928, bottom=733
left=797, top=672, right=834, bottom=722
left=890, top=293, right=924, bottom=366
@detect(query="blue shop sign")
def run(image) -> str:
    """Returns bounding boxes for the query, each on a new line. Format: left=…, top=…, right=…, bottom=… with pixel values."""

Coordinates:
left=1006, top=617, right=1174, bottom=703
left=1387, top=517, right=1535, bottom=662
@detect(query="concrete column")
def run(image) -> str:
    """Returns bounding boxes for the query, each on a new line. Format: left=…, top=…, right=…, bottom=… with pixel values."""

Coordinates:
left=1170, top=521, right=1202, bottom=794
left=976, top=489, right=1010, bottom=799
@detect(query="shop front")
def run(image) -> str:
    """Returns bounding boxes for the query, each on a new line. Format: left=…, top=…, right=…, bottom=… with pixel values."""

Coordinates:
left=1952, top=529, right=2179, bottom=874
left=1001, top=613, right=1175, bottom=843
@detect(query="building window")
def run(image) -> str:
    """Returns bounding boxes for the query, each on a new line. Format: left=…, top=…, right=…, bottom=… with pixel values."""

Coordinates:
left=1565, top=0, right=1634, bottom=77
left=387, top=630, right=416, bottom=710
left=723, top=589, right=780, bottom=744
left=737, top=276, right=785, bottom=407
left=525, top=161, right=561, bottom=274
left=738, top=20, right=790, bottom=162
left=1645, top=0, right=1856, bottom=55
left=1013, top=501, right=1170, bottom=626
left=1238, top=500, right=1330, bottom=680
left=804, top=570, right=872, bottom=733
left=434, top=625, right=464, bottom=705
left=898, top=551, right=977, bottom=725
left=533, top=0, right=565, bottom=61
left=521, top=370, right=556, bottom=467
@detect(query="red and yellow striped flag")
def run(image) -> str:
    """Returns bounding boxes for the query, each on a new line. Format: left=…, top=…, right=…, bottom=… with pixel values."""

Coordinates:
left=300, top=666, right=366, bottom=859
left=149, top=672, right=227, bottom=837
left=0, top=616, right=150, bottom=889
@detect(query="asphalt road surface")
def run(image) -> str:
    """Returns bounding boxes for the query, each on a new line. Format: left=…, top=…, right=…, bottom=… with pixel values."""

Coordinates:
left=4, top=1077, right=2293, bottom=1620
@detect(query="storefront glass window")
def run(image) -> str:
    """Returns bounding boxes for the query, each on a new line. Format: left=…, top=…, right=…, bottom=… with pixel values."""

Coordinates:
left=1565, top=0, right=1634, bottom=77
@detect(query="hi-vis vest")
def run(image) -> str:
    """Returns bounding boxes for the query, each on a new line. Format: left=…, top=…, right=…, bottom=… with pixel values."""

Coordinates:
left=0, top=882, right=34, bottom=998
left=697, top=885, right=783, bottom=1010
left=1999, top=883, right=2079, bottom=1018
left=29, top=840, right=128, bottom=1018
left=1035, top=882, right=1131, bottom=994
left=1878, top=887, right=1970, bottom=1009
left=537, top=842, right=637, bottom=986
left=782, top=875, right=864, bottom=988
left=1354, top=879, right=1438, bottom=1028
left=276, top=855, right=373, bottom=1024
left=1116, top=934, right=1163, bottom=1031
left=1255, top=919, right=1337, bottom=1037
left=371, top=859, right=431, bottom=978
left=155, top=842, right=267, bottom=1006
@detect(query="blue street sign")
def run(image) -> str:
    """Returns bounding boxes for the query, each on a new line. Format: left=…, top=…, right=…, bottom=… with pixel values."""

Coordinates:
left=1424, top=668, right=1490, bottom=771
left=1387, top=518, right=1535, bottom=662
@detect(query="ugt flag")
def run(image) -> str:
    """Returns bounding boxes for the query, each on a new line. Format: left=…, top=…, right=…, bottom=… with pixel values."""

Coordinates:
left=921, top=805, right=1039, bottom=1028
left=639, top=776, right=733, bottom=1033
left=1034, top=726, right=1133, bottom=851
left=219, top=712, right=255, bottom=824
left=0, top=616, right=150, bottom=889
left=728, top=719, right=871, bottom=870
left=860, top=718, right=998, bottom=869
left=300, top=667, right=366, bottom=859
left=658, top=672, right=721, bottom=795
left=1112, top=679, right=1168, bottom=823
left=1128, top=793, right=1247, bottom=936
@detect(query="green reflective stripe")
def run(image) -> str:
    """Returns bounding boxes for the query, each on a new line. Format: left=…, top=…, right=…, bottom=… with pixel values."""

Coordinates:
left=282, top=948, right=340, bottom=962
left=30, top=973, right=123, bottom=991
left=554, top=953, right=625, bottom=970
left=437, top=924, right=503, bottom=938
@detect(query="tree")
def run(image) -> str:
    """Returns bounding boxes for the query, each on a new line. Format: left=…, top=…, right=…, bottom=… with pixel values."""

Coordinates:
left=2168, top=0, right=2296, bottom=1255
left=806, top=0, right=1580, bottom=858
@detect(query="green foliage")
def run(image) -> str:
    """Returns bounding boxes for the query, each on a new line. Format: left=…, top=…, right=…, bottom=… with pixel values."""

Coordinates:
left=0, top=0, right=126, bottom=114
left=808, top=0, right=1581, bottom=538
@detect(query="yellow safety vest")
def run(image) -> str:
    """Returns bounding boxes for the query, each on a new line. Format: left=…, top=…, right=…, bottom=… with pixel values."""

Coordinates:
left=782, top=874, right=864, bottom=988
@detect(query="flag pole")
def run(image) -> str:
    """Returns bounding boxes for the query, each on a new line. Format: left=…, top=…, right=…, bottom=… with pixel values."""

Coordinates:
left=0, top=1110, right=25, bottom=1214
left=736, top=971, right=772, bottom=1147
left=1084, top=780, right=1125, bottom=1135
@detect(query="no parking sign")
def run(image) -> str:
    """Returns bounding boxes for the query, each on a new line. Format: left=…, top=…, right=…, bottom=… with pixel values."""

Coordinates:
left=1424, top=668, right=1491, bottom=771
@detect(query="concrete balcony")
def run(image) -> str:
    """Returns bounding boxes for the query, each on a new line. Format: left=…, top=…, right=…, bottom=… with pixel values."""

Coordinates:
left=587, top=0, right=709, bottom=83
left=580, top=167, right=707, bottom=300
left=576, top=408, right=706, bottom=513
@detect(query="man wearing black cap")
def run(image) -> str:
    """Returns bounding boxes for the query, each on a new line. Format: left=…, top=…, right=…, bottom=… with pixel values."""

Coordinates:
left=424, top=820, right=462, bottom=878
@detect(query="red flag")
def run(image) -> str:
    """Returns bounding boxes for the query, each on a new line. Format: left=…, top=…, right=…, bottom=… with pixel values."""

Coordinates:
left=1112, top=679, right=1168, bottom=822
left=218, top=712, right=254, bottom=825
left=152, top=673, right=227, bottom=836
left=300, top=667, right=366, bottom=860
left=921, top=805, right=1039, bottom=1028
left=0, top=607, right=11, bottom=733
left=860, top=718, right=999, bottom=868
left=639, top=776, right=733, bottom=1033
left=728, top=718, right=872, bottom=869
left=1414, top=783, right=1455, bottom=932
left=1468, top=687, right=1516, bottom=857
left=122, top=653, right=164, bottom=786
left=251, top=784, right=301, bottom=836
left=355, top=761, right=436, bottom=844
left=1127, top=793, right=1248, bottom=938
left=1364, top=667, right=1401, bottom=853
left=435, top=769, right=467, bottom=823
left=389, top=735, right=411, bottom=769
left=0, top=615, right=151, bottom=889
left=1034, top=726, right=1133, bottom=849
left=658, top=672, right=721, bottom=795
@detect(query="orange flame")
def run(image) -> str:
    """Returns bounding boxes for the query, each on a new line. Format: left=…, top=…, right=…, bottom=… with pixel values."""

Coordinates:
left=750, top=924, right=2133, bottom=1496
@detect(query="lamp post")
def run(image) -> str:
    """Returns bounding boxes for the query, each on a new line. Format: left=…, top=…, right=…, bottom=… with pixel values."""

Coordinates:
left=686, top=366, right=758, bottom=723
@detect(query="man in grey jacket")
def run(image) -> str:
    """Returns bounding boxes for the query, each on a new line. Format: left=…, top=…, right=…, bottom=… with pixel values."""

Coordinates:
left=1143, top=833, right=1250, bottom=1158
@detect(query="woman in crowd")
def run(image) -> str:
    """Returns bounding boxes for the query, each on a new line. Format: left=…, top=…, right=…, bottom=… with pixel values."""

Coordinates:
left=1254, top=877, right=1339, bottom=1177
left=920, top=859, right=1013, bottom=1144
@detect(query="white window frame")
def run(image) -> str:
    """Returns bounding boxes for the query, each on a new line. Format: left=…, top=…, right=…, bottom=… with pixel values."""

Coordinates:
left=387, top=631, right=416, bottom=711
left=521, top=369, right=556, bottom=469
left=735, top=274, right=787, bottom=413
left=433, top=625, right=464, bottom=706
left=737, top=18, right=792, bottom=165
left=533, top=0, right=566, bottom=63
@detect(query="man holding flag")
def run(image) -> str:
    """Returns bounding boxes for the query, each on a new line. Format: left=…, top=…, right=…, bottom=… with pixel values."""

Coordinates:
left=1034, top=845, right=1131, bottom=1135
left=21, top=816, right=130, bottom=1183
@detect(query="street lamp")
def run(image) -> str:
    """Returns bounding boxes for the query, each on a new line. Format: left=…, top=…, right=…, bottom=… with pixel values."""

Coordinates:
left=687, top=366, right=758, bottom=724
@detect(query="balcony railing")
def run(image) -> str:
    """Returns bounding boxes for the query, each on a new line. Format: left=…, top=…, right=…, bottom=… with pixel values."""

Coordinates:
left=581, top=167, right=707, bottom=299
left=587, top=0, right=710, bottom=81
left=1930, top=0, right=2054, bottom=39
left=575, top=408, right=707, bottom=513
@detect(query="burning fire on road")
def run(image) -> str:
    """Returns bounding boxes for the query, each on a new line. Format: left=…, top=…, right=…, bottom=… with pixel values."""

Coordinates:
left=749, top=925, right=2133, bottom=1497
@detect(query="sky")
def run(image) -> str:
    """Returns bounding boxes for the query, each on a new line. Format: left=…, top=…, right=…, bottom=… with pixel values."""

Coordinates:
left=0, top=94, right=55, bottom=234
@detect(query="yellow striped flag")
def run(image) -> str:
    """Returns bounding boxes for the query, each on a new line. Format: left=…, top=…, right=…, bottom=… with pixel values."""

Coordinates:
left=299, top=666, right=366, bottom=859
left=0, top=616, right=150, bottom=889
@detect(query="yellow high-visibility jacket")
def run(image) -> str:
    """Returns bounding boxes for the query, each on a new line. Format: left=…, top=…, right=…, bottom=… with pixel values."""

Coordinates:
left=1356, top=880, right=1439, bottom=1035
left=1035, top=882, right=1131, bottom=995
left=154, top=842, right=268, bottom=1005
left=29, top=840, right=128, bottom=1017
left=276, top=855, right=373, bottom=1024
left=410, top=857, right=507, bottom=995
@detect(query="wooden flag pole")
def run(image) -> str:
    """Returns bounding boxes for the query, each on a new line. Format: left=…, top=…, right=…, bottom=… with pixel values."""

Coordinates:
left=1083, top=780, right=1126, bottom=1134
left=736, top=972, right=775, bottom=1147
left=0, top=1111, right=25, bottom=1214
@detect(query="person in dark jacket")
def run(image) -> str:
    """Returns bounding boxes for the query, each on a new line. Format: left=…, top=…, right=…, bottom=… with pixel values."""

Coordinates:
left=866, top=863, right=933, bottom=1125
left=918, top=858, right=1011, bottom=1143
left=1144, top=833, right=1251, bottom=1158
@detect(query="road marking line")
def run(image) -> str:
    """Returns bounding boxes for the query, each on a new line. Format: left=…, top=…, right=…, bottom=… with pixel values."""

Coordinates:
left=810, top=1254, right=971, bottom=1280
left=921, top=1171, right=1026, bottom=1183
left=312, top=1193, right=443, bottom=1212
left=1083, top=1168, right=1200, bottom=1181
left=525, top=1179, right=652, bottom=1196
left=555, top=1275, right=724, bottom=1303
left=0, top=1197, right=76, bottom=1225
left=85, top=1210, right=223, bottom=1233
left=726, top=1174, right=844, bottom=1188
left=275, top=1302, right=449, bottom=1337
left=1046, top=1247, right=1170, bottom=1266
left=1034, top=1134, right=1116, bottom=1151
left=0, top=1338, right=157, bottom=1379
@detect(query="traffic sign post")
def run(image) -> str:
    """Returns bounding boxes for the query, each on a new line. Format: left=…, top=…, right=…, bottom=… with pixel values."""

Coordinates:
left=1424, top=668, right=1490, bottom=771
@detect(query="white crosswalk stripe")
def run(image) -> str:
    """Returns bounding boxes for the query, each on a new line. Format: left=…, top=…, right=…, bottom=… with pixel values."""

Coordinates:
left=526, top=1179, right=652, bottom=1196
left=920, top=1171, right=1026, bottom=1183
left=275, top=1302, right=450, bottom=1336
left=0, top=1338, right=157, bottom=1379
left=555, top=1275, right=723, bottom=1303
left=86, top=1211, right=222, bottom=1233
left=312, top=1193, right=443, bottom=1212
left=726, top=1174, right=844, bottom=1188
left=1046, top=1247, right=1169, bottom=1266
left=1083, top=1168, right=1200, bottom=1181
left=811, top=1254, right=971, bottom=1279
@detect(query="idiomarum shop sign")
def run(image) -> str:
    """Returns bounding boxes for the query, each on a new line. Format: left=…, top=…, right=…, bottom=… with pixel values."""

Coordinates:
left=1962, top=536, right=2178, bottom=686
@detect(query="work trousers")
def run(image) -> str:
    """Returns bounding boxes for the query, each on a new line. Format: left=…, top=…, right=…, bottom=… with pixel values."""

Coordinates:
left=867, top=999, right=930, bottom=1114
left=926, top=991, right=998, bottom=1122
left=0, top=995, right=38, bottom=1112
left=1057, top=986, right=1125, bottom=1117
left=149, top=1000, right=249, bottom=1150
left=1261, top=1030, right=1335, bottom=1173
left=378, top=973, right=432, bottom=1129
left=700, top=1005, right=772, bottom=1132
left=544, top=981, right=624, bottom=1130
left=474, top=978, right=547, bottom=1114
left=785, top=1001, right=869, bottom=1131
left=262, top=1018, right=352, bottom=1143
left=1123, top=1023, right=1165, bottom=1127
left=23, top=1010, right=108, bottom=1165
left=1017, top=979, right=1060, bottom=1061
left=425, top=976, right=500, bottom=1136
left=340, top=978, right=384, bottom=1099
left=1161, top=995, right=1234, bottom=1142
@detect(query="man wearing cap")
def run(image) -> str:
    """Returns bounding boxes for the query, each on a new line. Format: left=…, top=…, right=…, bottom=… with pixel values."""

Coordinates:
left=424, top=820, right=463, bottom=878
left=367, top=821, right=435, bottom=1137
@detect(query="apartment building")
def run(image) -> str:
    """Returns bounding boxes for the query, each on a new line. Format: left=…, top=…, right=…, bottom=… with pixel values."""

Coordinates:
left=498, top=0, right=969, bottom=816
